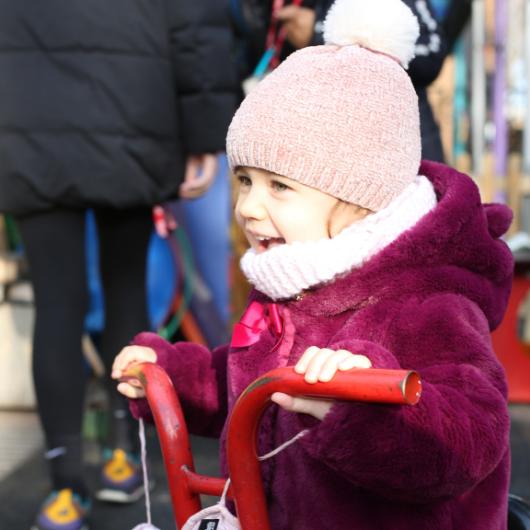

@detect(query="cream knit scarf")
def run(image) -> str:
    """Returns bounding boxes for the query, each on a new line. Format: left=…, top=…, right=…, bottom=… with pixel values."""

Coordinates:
left=240, top=175, right=437, bottom=301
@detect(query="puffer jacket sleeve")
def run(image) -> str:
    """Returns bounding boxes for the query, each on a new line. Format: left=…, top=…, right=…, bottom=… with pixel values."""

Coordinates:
left=168, top=0, right=238, bottom=154
left=309, top=0, right=335, bottom=46
left=128, top=332, right=230, bottom=437
left=404, top=0, right=448, bottom=87
left=297, top=293, right=510, bottom=503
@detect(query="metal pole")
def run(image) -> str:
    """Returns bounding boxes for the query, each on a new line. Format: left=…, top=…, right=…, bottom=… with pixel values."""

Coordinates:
left=523, top=0, right=530, bottom=175
left=494, top=0, right=509, bottom=202
left=471, top=0, right=487, bottom=177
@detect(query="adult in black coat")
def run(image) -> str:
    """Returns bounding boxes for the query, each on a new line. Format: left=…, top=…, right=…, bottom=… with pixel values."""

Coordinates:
left=0, top=1, right=237, bottom=212
left=0, top=1, right=237, bottom=527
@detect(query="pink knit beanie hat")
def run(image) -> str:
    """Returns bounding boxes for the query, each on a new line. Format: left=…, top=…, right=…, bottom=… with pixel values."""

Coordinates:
left=227, top=0, right=421, bottom=211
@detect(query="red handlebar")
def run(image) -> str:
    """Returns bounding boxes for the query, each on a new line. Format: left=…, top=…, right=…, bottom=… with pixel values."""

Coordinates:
left=127, top=363, right=421, bottom=530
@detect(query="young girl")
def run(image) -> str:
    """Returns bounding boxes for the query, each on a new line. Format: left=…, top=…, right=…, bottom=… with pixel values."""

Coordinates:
left=112, top=0, right=514, bottom=527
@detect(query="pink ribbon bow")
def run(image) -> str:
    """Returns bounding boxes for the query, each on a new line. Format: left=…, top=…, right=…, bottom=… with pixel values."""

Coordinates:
left=231, top=301, right=284, bottom=349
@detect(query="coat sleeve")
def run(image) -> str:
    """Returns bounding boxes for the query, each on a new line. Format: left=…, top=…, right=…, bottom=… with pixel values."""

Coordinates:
left=128, top=332, right=229, bottom=437
left=297, top=294, right=510, bottom=503
left=404, top=0, right=448, bottom=87
left=168, top=0, right=238, bottom=154
left=309, top=0, right=335, bottom=46
left=442, top=0, right=472, bottom=54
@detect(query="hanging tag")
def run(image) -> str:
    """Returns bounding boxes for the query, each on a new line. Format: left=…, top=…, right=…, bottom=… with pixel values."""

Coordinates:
left=181, top=504, right=240, bottom=530
left=198, top=520, right=220, bottom=530
left=182, top=478, right=240, bottom=530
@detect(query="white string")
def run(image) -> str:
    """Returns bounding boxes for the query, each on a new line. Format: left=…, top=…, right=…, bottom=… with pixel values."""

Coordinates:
left=219, top=475, right=232, bottom=505
left=220, top=428, right=309, bottom=504
left=139, top=418, right=152, bottom=525
left=258, top=429, right=308, bottom=461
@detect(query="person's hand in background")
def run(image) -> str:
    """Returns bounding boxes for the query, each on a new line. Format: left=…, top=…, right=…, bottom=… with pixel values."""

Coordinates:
left=180, top=153, right=218, bottom=199
left=276, top=5, right=316, bottom=49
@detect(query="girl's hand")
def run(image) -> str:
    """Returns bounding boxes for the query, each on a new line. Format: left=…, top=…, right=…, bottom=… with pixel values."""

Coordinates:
left=271, top=347, right=372, bottom=420
left=111, top=346, right=157, bottom=399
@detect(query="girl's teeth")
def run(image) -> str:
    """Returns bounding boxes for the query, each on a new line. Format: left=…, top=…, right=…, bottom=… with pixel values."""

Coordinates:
left=253, top=235, right=286, bottom=252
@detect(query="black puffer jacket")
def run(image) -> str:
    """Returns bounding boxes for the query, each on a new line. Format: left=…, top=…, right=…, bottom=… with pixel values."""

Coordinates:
left=405, top=0, right=447, bottom=163
left=0, top=0, right=238, bottom=215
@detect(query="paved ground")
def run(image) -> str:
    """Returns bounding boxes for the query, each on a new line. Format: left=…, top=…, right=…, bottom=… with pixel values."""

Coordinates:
left=508, top=405, right=530, bottom=498
left=0, top=421, right=219, bottom=530
left=1, top=405, right=529, bottom=530
left=0, top=411, right=42, bottom=481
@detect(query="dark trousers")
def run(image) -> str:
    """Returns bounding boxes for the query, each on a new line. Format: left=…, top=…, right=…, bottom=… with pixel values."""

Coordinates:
left=16, top=207, right=153, bottom=491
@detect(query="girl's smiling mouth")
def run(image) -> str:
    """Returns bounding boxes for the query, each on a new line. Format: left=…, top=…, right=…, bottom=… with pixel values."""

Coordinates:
left=254, top=235, right=286, bottom=253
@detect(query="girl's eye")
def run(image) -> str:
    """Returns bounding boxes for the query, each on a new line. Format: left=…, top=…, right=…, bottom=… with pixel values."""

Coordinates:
left=237, top=174, right=251, bottom=187
left=271, top=180, right=290, bottom=192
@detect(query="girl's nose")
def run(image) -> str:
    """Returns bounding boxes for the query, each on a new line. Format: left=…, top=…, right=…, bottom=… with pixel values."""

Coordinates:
left=237, top=189, right=267, bottom=221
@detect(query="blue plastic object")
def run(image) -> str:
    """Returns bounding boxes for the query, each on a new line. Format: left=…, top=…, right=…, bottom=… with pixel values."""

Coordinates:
left=180, top=154, right=231, bottom=323
left=429, top=0, right=449, bottom=19
left=84, top=210, right=104, bottom=334
left=84, top=212, right=177, bottom=333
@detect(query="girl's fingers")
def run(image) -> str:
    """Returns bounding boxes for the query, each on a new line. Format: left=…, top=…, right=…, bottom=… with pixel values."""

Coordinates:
left=319, top=349, right=354, bottom=382
left=111, top=356, right=129, bottom=378
left=338, top=354, right=372, bottom=370
left=125, top=378, right=142, bottom=388
left=111, top=346, right=156, bottom=379
left=117, top=382, right=145, bottom=399
left=294, top=346, right=320, bottom=374
left=304, top=348, right=335, bottom=383
left=111, top=354, right=133, bottom=379
left=295, top=347, right=372, bottom=383
left=113, top=347, right=137, bottom=373
left=272, top=392, right=333, bottom=420
left=271, top=392, right=295, bottom=410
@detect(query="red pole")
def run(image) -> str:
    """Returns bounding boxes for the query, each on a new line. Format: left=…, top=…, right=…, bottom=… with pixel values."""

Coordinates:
left=226, top=368, right=421, bottom=530
left=127, top=363, right=202, bottom=528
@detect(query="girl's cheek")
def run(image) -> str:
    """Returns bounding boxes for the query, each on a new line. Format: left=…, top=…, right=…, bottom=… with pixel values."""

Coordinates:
left=234, top=202, right=244, bottom=226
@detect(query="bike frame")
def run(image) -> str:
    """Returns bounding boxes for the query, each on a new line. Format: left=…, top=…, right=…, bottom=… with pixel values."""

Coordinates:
left=127, top=363, right=421, bottom=530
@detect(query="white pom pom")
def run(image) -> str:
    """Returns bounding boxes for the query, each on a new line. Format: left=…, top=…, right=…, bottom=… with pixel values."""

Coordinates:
left=323, top=0, right=420, bottom=68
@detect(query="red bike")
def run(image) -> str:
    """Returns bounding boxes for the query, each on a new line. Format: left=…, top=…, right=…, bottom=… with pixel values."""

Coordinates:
left=128, top=363, right=420, bottom=530
left=128, top=363, right=530, bottom=530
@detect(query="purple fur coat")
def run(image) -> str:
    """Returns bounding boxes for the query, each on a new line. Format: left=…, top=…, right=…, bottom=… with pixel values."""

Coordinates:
left=130, top=161, right=514, bottom=529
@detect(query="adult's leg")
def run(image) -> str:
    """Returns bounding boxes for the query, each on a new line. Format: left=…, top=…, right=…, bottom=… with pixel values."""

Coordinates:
left=94, top=207, right=152, bottom=452
left=16, top=208, right=89, bottom=495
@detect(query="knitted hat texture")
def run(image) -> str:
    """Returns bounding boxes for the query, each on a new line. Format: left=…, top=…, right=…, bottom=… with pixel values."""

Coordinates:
left=227, top=0, right=422, bottom=211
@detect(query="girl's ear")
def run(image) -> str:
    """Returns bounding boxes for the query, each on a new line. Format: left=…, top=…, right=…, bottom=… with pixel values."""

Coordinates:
left=328, top=202, right=372, bottom=237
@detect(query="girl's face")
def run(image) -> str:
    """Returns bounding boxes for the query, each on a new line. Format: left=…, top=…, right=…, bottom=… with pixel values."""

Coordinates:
left=234, top=166, right=371, bottom=253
